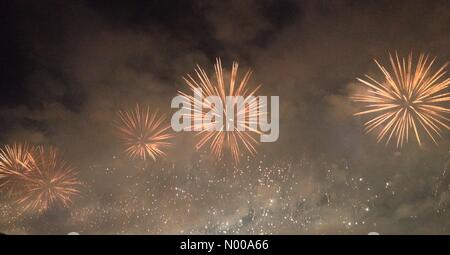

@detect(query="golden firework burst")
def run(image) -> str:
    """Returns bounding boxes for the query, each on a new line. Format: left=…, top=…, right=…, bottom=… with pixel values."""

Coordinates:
left=17, top=146, right=81, bottom=213
left=351, top=52, right=450, bottom=147
left=0, top=143, right=36, bottom=197
left=115, top=105, right=174, bottom=161
left=179, top=58, right=264, bottom=163
left=0, top=143, right=81, bottom=213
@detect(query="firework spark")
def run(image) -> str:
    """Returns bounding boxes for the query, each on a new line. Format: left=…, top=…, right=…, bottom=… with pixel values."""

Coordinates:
left=17, top=146, right=81, bottom=213
left=115, top=105, right=174, bottom=161
left=179, top=58, right=264, bottom=163
left=351, top=52, right=450, bottom=147
left=0, top=143, right=36, bottom=197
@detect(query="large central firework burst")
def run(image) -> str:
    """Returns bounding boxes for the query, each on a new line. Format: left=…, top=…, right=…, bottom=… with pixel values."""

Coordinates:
left=115, top=105, right=174, bottom=161
left=179, top=58, right=264, bottom=163
left=351, top=52, right=450, bottom=147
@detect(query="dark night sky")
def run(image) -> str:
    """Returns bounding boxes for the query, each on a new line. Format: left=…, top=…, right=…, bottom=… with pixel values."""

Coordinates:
left=0, top=0, right=449, bottom=234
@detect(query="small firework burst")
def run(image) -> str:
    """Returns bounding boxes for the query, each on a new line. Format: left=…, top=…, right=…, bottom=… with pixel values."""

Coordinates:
left=179, top=58, right=264, bottom=163
left=0, top=143, right=36, bottom=197
left=0, top=143, right=81, bottom=213
left=115, top=105, right=174, bottom=161
left=17, top=146, right=81, bottom=213
left=351, top=52, right=450, bottom=147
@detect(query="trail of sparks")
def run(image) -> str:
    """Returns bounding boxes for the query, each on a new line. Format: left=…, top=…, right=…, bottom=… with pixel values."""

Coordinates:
left=351, top=52, right=450, bottom=147
left=179, top=58, right=264, bottom=163
left=115, top=105, right=174, bottom=161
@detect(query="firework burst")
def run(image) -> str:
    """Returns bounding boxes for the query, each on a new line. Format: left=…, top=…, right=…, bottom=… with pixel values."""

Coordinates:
left=115, top=105, right=174, bottom=161
left=0, top=144, right=80, bottom=213
left=179, top=58, right=264, bottom=163
left=17, top=146, right=81, bottom=213
left=0, top=143, right=36, bottom=197
left=351, top=52, right=450, bottom=147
